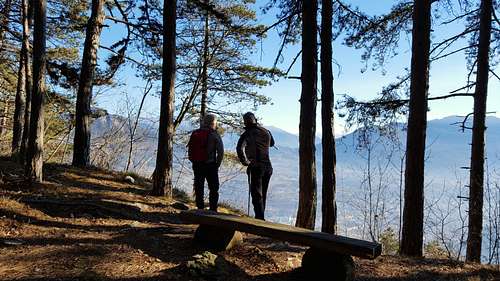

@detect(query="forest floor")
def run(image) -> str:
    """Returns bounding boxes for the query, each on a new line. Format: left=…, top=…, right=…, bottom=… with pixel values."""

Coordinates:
left=0, top=156, right=499, bottom=281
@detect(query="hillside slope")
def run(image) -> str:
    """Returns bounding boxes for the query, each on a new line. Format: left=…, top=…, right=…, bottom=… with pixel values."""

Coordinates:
left=0, top=157, right=499, bottom=280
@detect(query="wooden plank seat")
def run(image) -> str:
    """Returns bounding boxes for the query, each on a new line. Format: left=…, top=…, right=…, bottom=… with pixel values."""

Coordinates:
left=179, top=210, right=382, bottom=281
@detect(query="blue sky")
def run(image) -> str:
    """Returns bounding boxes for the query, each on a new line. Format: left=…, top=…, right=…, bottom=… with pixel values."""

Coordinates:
left=95, top=0, right=499, bottom=135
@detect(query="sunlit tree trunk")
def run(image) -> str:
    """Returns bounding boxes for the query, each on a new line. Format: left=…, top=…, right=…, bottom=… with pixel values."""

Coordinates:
left=11, top=0, right=30, bottom=157
left=25, top=0, right=46, bottom=183
left=400, top=0, right=431, bottom=257
left=152, top=0, right=176, bottom=197
left=72, top=0, right=106, bottom=167
left=296, top=0, right=317, bottom=230
left=20, top=0, right=32, bottom=164
left=466, top=0, right=492, bottom=263
left=0, top=0, right=12, bottom=138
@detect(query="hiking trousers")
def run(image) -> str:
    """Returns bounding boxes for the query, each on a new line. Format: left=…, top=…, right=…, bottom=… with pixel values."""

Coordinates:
left=193, top=162, right=220, bottom=211
left=248, top=163, right=273, bottom=220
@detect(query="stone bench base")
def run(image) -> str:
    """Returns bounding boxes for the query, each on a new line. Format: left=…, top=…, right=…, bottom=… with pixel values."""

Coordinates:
left=193, top=225, right=243, bottom=251
left=302, top=247, right=354, bottom=281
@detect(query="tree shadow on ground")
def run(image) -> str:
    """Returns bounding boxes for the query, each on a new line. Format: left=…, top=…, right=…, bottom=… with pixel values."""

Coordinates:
left=356, top=268, right=499, bottom=281
left=0, top=258, right=302, bottom=281
left=0, top=206, right=184, bottom=233
left=15, top=195, right=184, bottom=224
left=0, top=228, right=303, bottom=281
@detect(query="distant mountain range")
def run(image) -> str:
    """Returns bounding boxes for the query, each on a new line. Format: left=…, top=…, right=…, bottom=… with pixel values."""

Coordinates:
left=90, top=115, right=500, bottom=238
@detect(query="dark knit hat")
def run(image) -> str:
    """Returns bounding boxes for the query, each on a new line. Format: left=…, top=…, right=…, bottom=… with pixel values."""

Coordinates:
left=243, top=112, right=257, bottom=126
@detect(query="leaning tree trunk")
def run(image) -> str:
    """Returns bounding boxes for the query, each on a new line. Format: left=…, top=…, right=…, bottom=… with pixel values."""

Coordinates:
left=11, top=0, right=30, bottom=157
left=295, top=0, right=318, bottom=230
left=151, top=0, right=176, bottom=197
left=400, top=0, right=431, bottom=257
left=72, top=0, right=106, bottom=167
left=320, top=0, right=336, bottom=234
left=25, top=0, right=46, bottom=183
left=466, top=0, right=492, bottom=263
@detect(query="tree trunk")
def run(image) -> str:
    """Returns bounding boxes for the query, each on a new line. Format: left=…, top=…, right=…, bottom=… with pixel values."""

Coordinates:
left=200, top=0, right=209, bottom=123
left=296, top=0, right=318, bottom=230
left=400, top=0, right=431, bottom=257
left=72, top=0, right=105, bottom=167
left=20, top=46, right=32, bottom=162
left=11, top=0, right=30, bottom=157
left=25, top=0, right=46, bottom=183
left=151, top=0, right=176, bottom=197
left=0, top=100, right=9, bottom=137
left=320, top=0, right=336, bottom=234
left=12, top=46, right=26, bottom=155
left=0, top=0, right=11, bottom=139
left=466, top=0, right=492, bottom=263
left=0, top=0, right=13, bottom=56
left=20, top=0, right=32, bottom=164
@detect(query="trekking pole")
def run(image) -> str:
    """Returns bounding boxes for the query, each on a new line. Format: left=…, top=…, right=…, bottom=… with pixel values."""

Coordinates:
left=247, top=168, right=251, bottom=216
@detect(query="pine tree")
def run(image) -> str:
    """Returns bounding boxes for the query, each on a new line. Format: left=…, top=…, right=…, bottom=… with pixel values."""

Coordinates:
left=11, top=0, right=30, bottom=157
left=466, top=0, right=493, bottom=263
left=296, top=0, right=318, bottom=230
left=25, top=0, right=47, bottom=183
left=72, top=0, right=106, bottom=167
left=400, top=0, right=432, bottom=257
left=320, top=0, right=336, bottom=234
left=151, top=0, right=176, bottom=197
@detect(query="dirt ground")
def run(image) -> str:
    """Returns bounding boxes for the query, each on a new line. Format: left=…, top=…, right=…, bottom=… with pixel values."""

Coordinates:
left=0, top=156, right=499, bottom=281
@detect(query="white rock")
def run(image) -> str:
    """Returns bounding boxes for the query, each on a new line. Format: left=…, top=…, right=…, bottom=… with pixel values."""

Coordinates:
left=124, top=175, right=135, bottom=184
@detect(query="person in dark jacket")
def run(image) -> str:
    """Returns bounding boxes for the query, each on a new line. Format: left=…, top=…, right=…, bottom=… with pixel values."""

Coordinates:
left=236, top=112, right=275, bottom=220
left=188, top=114, right=224, bottom=211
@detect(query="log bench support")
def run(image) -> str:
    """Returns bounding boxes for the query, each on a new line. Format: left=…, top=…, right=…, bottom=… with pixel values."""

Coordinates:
left=302, top=248, right=355, bottom=281
left=193, top=224, right=243, bottom=251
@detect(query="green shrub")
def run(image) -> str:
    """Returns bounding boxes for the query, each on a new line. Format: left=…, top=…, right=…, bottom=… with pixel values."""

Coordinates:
left=379, top=227, right=399, bottom=255
left=424, top=240, right=449, bottom=259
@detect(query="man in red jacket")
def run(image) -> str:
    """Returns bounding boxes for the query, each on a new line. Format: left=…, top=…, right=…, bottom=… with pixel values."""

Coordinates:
left=188, top=114, right=224, bottom=211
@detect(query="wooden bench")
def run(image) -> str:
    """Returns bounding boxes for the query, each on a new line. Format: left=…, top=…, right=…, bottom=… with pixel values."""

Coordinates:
left=179, top=210, right=382, bottom=280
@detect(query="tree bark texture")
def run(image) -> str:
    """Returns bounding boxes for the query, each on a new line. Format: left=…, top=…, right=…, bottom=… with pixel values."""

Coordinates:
left=320, top=0, right=336, bottom=234
left=25, top=0, right=46, bottom=183
left=296, top=0, right=318, bottom=230
left=20, top=7, right=32, bottom=164
left=152, top=0, right=176, bottom=197
left=0, top=100, right=9, bottom=137
left=12, top=46, right=26, bottom=154
left=466, top=0, right=492, bottom=263
left=11, top=0, right=30, bottom=156
left=72, top=0, right=105, bottom=167
left=400, top=0, right=431, bottom=257
left=0, top=0, right=13, bottom=57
